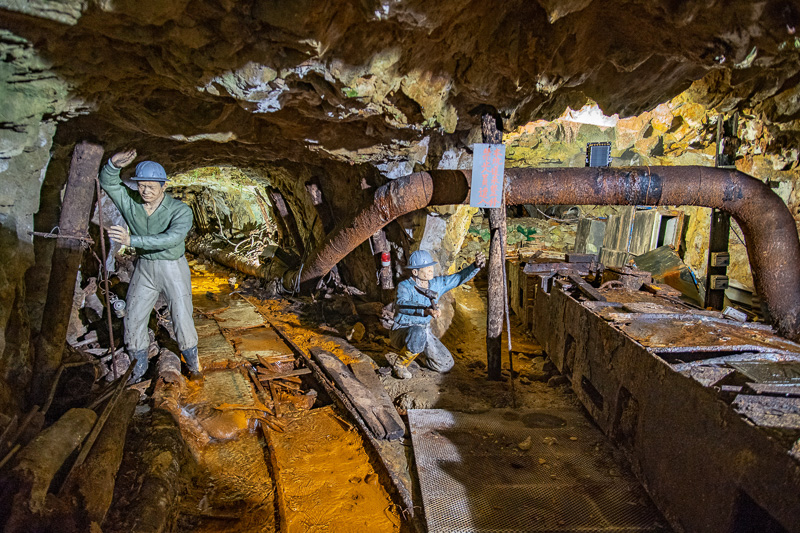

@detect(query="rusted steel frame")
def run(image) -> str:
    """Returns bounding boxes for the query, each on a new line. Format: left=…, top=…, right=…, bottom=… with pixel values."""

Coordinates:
left=531, top=283, right=800, bottom=532
left=299, top=166, right=800, bottom=342
left=31, top=141, right=104, bottom=405
left=704, top=209, right=730, bottom=310
left=505, top=166, right=800, bottom=343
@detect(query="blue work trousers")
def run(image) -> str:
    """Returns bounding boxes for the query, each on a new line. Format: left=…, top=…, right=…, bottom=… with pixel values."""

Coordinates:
left=390, top=325, right=454, bottom=373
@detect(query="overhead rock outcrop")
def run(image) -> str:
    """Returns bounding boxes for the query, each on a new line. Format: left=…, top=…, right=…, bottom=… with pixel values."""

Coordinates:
left=2, top=0, right=800, bottom=171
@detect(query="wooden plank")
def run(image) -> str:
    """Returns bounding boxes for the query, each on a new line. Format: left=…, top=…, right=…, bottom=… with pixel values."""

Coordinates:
left=247, top=367, right=276, bottom=417
left=524, top=262, right=591, bottom=276
left=629, top=209, right=658, bottom=255
left=256, top=368, right=311, bottom=381
left=310, top=348, right=388, bottom=440
left=257, top=353, right=295, bottom=362
left=567, top=273, right=607, bottom=302
left=273, top=379, right=301, bottom=390
left=310, top=348, right=404, bottom=441
left=268, top=380, right=282, bottom=418
left=565, top=253, right=596, bottom=263
left=349, top=361, right=407, bottom=438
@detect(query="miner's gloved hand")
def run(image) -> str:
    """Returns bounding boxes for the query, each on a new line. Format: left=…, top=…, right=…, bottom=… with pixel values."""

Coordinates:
left=426, top=308, right=442, bottom=319
left=108, top=225, right=131, bottom=246
left=474, top=252, right=486, bottom=269
left=110, top=149, right=137, bottom=168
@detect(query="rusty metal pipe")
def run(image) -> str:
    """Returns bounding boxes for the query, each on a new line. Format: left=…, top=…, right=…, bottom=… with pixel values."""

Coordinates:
left=506, top=166, right=800, bottom=341
left=300, top=166, right=800, bottom=342
left=299, top=170, right=469, bottom=282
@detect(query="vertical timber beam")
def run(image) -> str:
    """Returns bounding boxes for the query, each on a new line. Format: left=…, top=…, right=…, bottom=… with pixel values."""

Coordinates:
left=268, top=188, right=306, bottom=258
left=483, top=114, right=505, bottom=381
left=31, top=141, right=103, bottom=405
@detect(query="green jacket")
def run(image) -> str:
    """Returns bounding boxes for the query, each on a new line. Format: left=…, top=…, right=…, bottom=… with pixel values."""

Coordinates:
left=99, top=162, right=193, bottom=260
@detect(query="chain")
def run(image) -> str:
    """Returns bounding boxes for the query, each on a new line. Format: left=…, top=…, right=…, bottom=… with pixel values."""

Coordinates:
left=29, top=226, right=94, bottom=248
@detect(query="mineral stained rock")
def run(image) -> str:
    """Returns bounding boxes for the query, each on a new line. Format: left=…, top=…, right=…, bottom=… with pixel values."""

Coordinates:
left=2, top=0, right=800, bottom=170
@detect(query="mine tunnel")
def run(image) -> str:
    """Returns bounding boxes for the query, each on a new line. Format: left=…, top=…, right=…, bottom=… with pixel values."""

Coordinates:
left=2, top=1, right=800, bottom=532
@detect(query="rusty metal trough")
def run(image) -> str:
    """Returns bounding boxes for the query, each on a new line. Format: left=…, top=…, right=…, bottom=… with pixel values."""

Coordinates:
left=510, top=257, right=800, bottom=533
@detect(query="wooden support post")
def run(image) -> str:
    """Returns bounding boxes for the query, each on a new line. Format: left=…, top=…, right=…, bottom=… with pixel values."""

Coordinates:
left=31, top=142, right=103, bottom=405
left=483, top=114, right=505, bottom=381
left=58, top=362, right=134, bottom=494
left=268, top=188, right=306, bottom=258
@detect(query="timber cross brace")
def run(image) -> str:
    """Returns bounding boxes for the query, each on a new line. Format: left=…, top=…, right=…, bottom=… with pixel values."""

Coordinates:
left=292, top=166, right=800, bottom=343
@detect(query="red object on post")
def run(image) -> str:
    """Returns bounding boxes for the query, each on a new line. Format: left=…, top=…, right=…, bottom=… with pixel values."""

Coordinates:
left=380, top=252, right=391, bottom=267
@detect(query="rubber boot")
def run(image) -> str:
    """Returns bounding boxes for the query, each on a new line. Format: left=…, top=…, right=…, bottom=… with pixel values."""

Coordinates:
left=129, top=350, right=149, bottom=384
left=392, top=348, right=420, bottom=380
left=182, top=346, right=203, bottom=382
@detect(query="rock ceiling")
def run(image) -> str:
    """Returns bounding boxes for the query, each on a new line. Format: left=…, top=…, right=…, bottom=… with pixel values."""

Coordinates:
left=2, top=0, right=800, bottom=172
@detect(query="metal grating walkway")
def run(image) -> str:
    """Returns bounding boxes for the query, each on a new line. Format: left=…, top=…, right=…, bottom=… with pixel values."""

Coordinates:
left=408, top=409, right=669, bottom=532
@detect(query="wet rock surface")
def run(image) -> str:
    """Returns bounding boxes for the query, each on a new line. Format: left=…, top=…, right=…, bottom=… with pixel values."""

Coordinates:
left=2, top=1, right=800, bottom=170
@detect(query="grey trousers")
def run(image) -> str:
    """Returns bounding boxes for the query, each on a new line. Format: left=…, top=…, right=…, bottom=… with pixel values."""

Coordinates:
left=390, top=325, right=455, bottom=373
left=125, top=256, right=198, bottom=353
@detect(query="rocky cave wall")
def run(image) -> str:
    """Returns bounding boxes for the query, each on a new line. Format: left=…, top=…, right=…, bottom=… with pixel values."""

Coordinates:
left=2, top=0, right=800, bottom=412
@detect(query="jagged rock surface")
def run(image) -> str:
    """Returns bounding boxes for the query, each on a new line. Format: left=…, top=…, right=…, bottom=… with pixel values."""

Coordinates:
left=2, top=0, right=800, bottom=170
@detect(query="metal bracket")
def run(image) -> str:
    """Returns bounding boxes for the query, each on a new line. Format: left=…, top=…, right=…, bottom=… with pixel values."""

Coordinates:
left=710, top=275, right=729, bottom=291
left=710, top=252, right=730, bottom=268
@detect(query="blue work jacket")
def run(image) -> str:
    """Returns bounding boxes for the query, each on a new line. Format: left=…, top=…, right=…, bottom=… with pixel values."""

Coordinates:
left=392, top=264, right=479, bottom=329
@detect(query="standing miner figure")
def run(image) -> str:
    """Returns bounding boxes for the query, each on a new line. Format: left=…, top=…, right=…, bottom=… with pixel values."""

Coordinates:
left=391, top=249, right=486, bottom=379
left=100, top=149, right=201, bottom=382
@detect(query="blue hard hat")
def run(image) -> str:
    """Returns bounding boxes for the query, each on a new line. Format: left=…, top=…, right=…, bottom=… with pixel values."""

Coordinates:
left=132, top=161, right=168, bottom=182
left=406, top=250, right=438, bottom=269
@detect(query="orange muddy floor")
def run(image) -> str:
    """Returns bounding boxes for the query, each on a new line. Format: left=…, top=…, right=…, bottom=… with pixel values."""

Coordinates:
left=170, top=260, right=401, bottom=532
